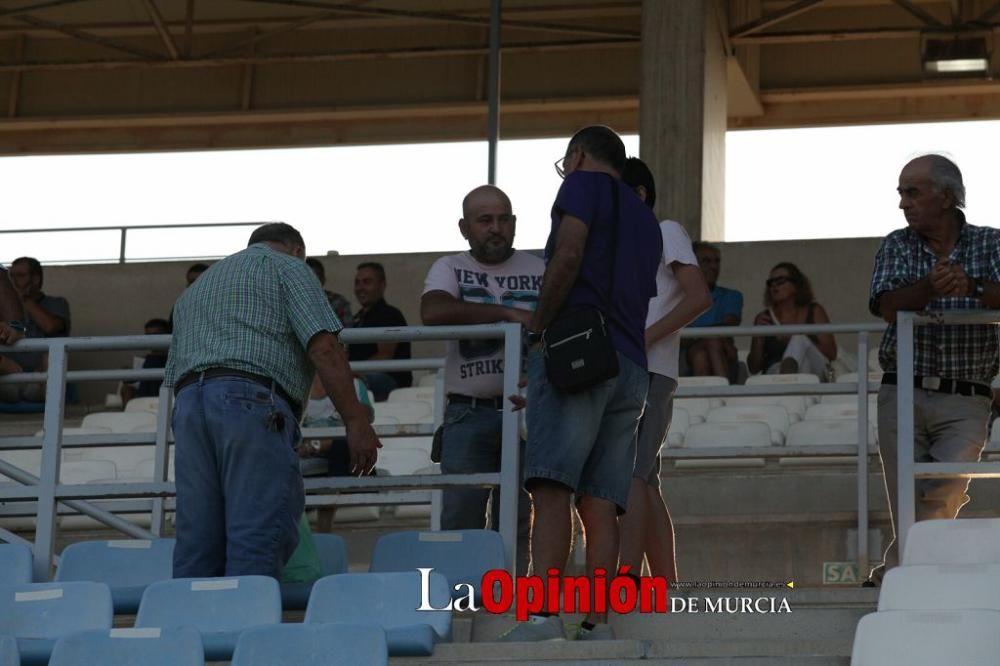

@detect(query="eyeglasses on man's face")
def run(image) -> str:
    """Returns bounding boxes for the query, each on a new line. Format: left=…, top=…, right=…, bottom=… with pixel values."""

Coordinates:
left=554, top=148, right=579, bottom=179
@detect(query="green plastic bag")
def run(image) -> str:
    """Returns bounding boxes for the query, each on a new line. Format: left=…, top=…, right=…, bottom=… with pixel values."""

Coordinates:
left=280, top=513, right=322, bottom=583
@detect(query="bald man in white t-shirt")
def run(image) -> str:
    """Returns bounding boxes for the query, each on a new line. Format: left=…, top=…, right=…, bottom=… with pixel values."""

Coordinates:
left=421, top=185, right=543, bottom=574
left=619, top=158, right=711, bottom=584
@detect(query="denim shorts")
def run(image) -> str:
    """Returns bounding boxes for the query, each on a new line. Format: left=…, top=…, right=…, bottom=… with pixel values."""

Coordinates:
left=524, top=348, right=649, bottom=512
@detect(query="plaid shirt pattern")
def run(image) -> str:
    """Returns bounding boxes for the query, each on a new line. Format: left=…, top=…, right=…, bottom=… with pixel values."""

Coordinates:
left=869, top=215, right=1000, bottom=384
left=164, top=243, right=342, bottom=406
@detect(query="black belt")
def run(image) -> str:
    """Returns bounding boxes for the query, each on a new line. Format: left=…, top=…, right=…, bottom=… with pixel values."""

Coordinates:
left=447, top=393, right=504, bottom=410
left=882, top=373, right=992, bottom=398
left=175, top=368, right=301, bottom=415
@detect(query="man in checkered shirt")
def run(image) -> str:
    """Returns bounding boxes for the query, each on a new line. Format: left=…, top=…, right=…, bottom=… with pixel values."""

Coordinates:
left=868, top=154, right=1000, bottom=584
left=166, top=223, right=381, bottom=578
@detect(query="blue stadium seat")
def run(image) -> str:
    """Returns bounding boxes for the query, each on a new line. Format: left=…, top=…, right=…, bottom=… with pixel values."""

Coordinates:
left=0, top=582, right=113, bottom=666
left=0, top=636, right=19, bottom=666
left=305, top=572, right=451, bottom=656
left=0, top=543, right=32, bottom=585
left=231, top=623, right=387, bottom=666
left=280, top=533, right=348, bottom=610
left=135, top=576, right=281, bottom=662
left=48, top=627, right=204, bottom=666
left=54, top=539, right=174, bottom=613
left=369, top=529, right=505, bottom=601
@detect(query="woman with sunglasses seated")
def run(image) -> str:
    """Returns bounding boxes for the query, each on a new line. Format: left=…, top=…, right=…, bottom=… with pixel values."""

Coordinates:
left=747, top=262, right=837, bottom=380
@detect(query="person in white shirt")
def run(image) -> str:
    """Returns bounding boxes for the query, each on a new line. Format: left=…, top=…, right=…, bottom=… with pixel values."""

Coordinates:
left=421, top=185, right=543, bottom=574
left=619, top=158, right=711, bottom=583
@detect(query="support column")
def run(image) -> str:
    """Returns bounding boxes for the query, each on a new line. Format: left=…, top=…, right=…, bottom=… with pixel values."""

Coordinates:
left=640, top=0, right=728, bottom=241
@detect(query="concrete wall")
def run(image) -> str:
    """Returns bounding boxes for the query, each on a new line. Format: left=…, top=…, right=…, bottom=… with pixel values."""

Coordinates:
left=35, top=236, right=887, bottom=405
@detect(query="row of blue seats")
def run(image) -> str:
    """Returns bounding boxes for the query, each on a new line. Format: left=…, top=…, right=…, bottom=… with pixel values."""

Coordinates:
left=0, top=529, right=505, bottom=612
left=1, top=571, right=452, bottom=664
left=1, top=623, right=388, bottom=665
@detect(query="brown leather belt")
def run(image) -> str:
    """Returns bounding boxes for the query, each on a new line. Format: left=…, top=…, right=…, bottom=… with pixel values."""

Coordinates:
left=175, top=367, right=301, bottom=415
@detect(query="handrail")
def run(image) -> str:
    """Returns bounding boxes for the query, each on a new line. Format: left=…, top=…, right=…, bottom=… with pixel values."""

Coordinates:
left=0, top=324, right=523, bottom=580
left=895, top=310, right=1000, bottom=555
left=0, top=320, right=892, bottom=582
left=0, top=221, right=263, bottom=264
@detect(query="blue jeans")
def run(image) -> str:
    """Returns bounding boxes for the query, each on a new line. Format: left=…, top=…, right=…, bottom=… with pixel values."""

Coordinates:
left=439, top=402, right=532, bottom=575
left=525, top=349, right=649, bottom=512
left=172, top=377, right=305, bottom=578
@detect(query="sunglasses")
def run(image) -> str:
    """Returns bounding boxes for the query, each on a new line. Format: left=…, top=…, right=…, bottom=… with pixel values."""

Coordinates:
left=766, top=276, right=792, bottom=287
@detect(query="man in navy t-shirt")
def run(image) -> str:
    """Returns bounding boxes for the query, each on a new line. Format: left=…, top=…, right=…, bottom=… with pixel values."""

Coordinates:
left=503, top=126, right=661, bottom=642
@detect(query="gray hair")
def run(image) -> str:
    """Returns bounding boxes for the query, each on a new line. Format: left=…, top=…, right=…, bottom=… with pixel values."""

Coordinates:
left=922, top=154, right=966, bottom=209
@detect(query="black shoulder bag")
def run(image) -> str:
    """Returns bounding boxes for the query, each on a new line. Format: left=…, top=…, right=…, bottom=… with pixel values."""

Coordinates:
left=542, top=177, right=620, bottom=393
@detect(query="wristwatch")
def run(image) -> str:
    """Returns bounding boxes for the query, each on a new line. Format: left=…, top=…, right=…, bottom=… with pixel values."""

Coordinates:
left=971, top=278, right=985, bottom=299
left=5, top=320, right=26, bottom=333
left=525, top=330, right=543, bottom=346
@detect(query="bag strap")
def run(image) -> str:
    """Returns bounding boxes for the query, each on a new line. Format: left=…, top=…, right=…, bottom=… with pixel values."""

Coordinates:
left=602, top=174, right=620, bottom=316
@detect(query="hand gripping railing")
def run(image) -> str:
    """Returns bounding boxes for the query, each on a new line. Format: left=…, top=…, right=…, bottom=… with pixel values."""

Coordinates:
left=894, top=310, right=1000, bottom=555
left=0, top=323, right=524, bottom=580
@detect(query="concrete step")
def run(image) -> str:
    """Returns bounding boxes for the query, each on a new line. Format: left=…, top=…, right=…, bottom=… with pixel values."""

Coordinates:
left=415, top=587, right=873, bottom=664
left=393, top=640, right=850, bottom=665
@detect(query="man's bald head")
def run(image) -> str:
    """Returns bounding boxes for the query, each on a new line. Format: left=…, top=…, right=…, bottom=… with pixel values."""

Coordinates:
left=462, top=185, right=512, bottom=219
left=460, top=185, right=516, bottom=265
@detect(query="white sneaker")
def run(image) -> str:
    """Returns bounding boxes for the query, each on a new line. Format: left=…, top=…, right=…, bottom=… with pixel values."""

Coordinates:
left=575, top=623, right=615, bottom=641
left=498, top=615, right=566, bottom=642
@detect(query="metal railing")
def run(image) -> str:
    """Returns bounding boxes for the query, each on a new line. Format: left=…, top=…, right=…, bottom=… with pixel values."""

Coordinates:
left=4, top=320, right=943, bottom=583
left=895, top=310, right=1000, bottom=554
left=0, top=221, right=264, bottom=264
left=676, top=322, right=885, bottom=577
left=0, top=323, right=524, bottom=580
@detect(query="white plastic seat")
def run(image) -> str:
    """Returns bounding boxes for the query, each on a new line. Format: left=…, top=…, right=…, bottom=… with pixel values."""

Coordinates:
left=786, top=420, right=876, bottom=448
left=80, top=412, right=157, bottom=433
left=878, top=563, right=1000, bottom=612
left=124, top=397, right=160, bottom=414
left=724, top=395, right=808, bottom=422
left=683, top=422, right=773, bottom=449
left=673, top=398, right=714, bottom=421
left=805, top=403, right=862, bottom=420
left=666, top=407, right=691, bottom=447
left=387, top=387, right=436, bottom=405
left=378, top=448, right=433, bottom=476
left=416, top=374, right=438, bottom=388
left=903, top=518, right=1000, bottom=566
left=987, top=418, right=1000, bottom=452
left=705, top=405, right=789, bottom=445
left=851, top=609, right=1000, bottom=665
left=835, top=371, right=884, bottom=385
left=746, top=373, right=820, bottom=387
left=677, top=376, right=729, bottom=387
left=373, top=401, right=432, bottom=424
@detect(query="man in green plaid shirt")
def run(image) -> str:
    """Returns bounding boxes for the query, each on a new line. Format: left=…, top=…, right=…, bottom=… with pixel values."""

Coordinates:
left=867, top=154, right=1000, bottom=585
left=166, top=222, right=380, bottom=578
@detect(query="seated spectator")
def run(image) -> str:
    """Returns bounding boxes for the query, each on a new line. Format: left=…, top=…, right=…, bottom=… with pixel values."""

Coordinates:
left=685, top=242, right=743, bottom=381
left=348, top=262, right=412, bottom=400
left=185, top=262, right=208, bottom=286
left=747, top=262, right=837, bottom=379
left=120, top=318, right=171, bottom=406
left=0, top=257, right=71, bottom=402
left=306, top=257, right=354, bottom=328
left=169, top=262, right=210, bottom=331
left=299, top=373, right=375, bottom=470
